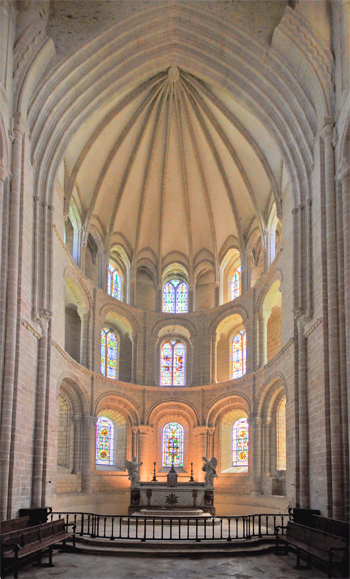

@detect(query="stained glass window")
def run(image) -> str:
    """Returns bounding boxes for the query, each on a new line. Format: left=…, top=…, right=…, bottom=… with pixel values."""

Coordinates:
left=162, top=422, right=184, bottom=467
left=107, top=263, right=121, bottom=300
left=233, top=417, right=249, bottom=466
left=232, top=330, right=246, bottom=379
left=163, top=280, right=188, bottom=313
left=96, top=416, right=114, bottom=465
left=101, top=328, right=118, bottom=379
left=230, top=266, right=241, bottom=300
left=161, top=340, right=185, bottom=386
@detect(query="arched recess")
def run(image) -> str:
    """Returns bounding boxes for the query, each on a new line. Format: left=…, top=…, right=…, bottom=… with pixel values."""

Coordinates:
left=135, top=263, right=156, bottom=312
left=146, top=400, right=200, bottom=476
left=257, top=276, right=282, bottom=366
left=194, top=256, right=215, bottom=312
left=256, top=374, right=288, bottom=496
left=94, top=394, right=140, bottom=470
left=64, top=273, right=91, bottom=366
left=206, top=394, right=251, bottom=475
left=219, top=246, right=241, bottom=305
left=155, top=325, right=192, bottom=387
left=99, top=310, right=134, bottom=382
left=56, top=376, right=89, bottom=495
left=213, top=313, right=247, bottom=383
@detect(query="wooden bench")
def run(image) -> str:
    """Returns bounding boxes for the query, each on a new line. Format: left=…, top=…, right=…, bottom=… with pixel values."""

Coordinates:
left=312, top=515, right=350, bottom=542
left=275, top=521, right=348, bottom=578
left=1, top=519, right=75, bottom=578
left=1, top=517, right=31, bottom=536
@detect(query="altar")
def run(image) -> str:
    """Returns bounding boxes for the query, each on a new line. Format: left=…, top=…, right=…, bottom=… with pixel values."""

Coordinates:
left=125, top=459, right=217, bottom=516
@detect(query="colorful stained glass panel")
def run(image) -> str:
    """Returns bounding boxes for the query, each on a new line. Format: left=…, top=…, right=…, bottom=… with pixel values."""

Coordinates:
left=176, top=283, right=188, bottom=313
left=232, top=330, right=246, bottom=379
left=233, top=417, right=249, bottom=466
left=162, top=422, right=184, bottom=467
left=161, top=341, right=173, bottom=385
left=96, top=416, right=114, bottom=465
left=163, top=282, right=176, bottom=313
left=101, top=328, right=118, bottom=379
left=173, top=342, right=185, bottom=385
left=231, top=266, right=241, bottom=300
left=108, top=264, right=121, bottom=300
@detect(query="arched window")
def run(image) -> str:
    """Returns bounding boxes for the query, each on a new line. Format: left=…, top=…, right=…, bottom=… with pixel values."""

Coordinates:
left=160, top=340, right=186, bottom=386
left=233, top=417, right=249, bottom=467
left=163, top=280, right=188, bottom=313
left=276, top=397, right=286, bottom=470
left=96, top=416, right=114, bottom=465
left=162, top=422, right=184, bottom=467
left=101, top=328, right=118, bottom=379
left=232, top=330, right=246, bottom=379
left=230, top=266, right=241, bottom=300
left=107, top=263, right=121, bottom=300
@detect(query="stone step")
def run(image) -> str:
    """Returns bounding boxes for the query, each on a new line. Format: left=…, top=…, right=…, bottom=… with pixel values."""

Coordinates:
left=63, top=536, right=275, bottom=558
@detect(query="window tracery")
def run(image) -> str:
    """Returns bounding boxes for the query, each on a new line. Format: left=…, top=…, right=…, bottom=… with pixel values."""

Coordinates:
left=107, top=263, right=121, bottom=300
left=101, top=328, right=118, bottom=379
left=163, top=280, right=188, bottom=313
left=232, top=330, right=246, bottom=379
left=232, top=417, right=249, bottom=467
left=160, top=340, right=186, bottom=386
left=162, top=422, right=184, bottom=467
left=96, top=416, right=114, bottom=465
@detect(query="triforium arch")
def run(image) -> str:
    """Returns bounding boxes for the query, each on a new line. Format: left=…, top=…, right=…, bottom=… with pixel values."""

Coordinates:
left=257, top=274, right=283, bottom=367
left=254, top=374, right=288, bottom=497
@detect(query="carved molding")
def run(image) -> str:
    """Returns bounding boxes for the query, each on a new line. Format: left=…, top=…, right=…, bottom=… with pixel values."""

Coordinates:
left=21, top=319, right=41, bottom=340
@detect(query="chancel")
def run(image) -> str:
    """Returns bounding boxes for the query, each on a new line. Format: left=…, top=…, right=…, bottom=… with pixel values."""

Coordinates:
left=0, top=0, right=349, bottom=577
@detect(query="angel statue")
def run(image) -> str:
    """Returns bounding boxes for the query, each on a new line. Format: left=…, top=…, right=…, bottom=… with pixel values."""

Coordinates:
left=202, top=457, right=218, bottom=487
left=125, top=456, right=143, bottom=486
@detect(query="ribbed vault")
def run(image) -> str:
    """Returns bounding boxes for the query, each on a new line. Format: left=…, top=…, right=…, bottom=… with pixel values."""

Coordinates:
left=62, top=65, right=283, bottom=272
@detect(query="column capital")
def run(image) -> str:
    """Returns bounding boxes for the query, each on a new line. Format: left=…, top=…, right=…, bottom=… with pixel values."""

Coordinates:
left=193, top=426, right=207, bottom=437
left=84, top=415, right=97, bottom=428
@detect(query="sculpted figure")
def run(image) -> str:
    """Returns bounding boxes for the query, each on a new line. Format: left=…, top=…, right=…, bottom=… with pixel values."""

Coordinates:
left=125, top=456, right=143, bottom=485
left=202, top=457, right=218, bottom=487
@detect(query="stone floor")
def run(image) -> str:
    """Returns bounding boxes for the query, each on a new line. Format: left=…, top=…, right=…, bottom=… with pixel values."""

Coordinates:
left=10, top=551, right=329, bottom=579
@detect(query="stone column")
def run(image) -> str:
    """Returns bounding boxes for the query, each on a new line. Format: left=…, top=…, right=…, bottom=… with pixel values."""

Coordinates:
left=32, top=311, right=51, bottom=507
left=251, top=416, right=262, bottom=494
left=297, top=316, right=309, bottom=509
left=210, top=334, right=217, bottom=384
left=188, top=284, right=194, bottom=313
left=82, top=416, right=96, bottom=492
left=156, top=283, right=162, bottom=312
left=79, top=312, right=88, bottom=368
left=132, top=427, right=139, bottom=459
left=0, top=168, right=10, bottom=397
left=263, top=416, right=272, bottom=477
left=131, top=332, right=138, bottom=384
left=338, top=165, right=350, bottom=456
left=208, top=427, right=215, bottom=458
left=214, top=280, right=220, bottom=308
left=258, top=313, right=267, bottom=367
left=193, top=426, right=207, bottom=482
left=0, top=117, right=24, bottom=519
left=322, top=123, right=343, bottom=519
left=138, top=426, right=153, bottom=480
left=72, top=417, right=82, bottom=474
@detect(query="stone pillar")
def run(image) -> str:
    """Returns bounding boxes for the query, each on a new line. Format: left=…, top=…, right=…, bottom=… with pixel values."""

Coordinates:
left=214, top=281, right=220, bottom=308
left=188, top=284, right=194, bottom=313
left=258, top=313, right=267, bottom=367
left=138, top=426, right=153, bottom=481
left=338, top=165, right=350, bottom=454
left=0, top=118, right=23, bottom=519
left=131, top=332, right=138, bottom=384
left=82, top=416, right=96, bottom=492
left=210, top=334, right=217, bottom=384
left=251, top=416, right=262, bottom=494
left=132, top=427, right=139, bottom=458
left=0, top=169, right=10, bottom=398
left=322, top=123, right=343, bottom=519
left=193, top=426, right=207, bottom=482
left=263, top=416, right=272, bottom=477
left=297, top=316, right=309, bottom=509
left=72, top=416, right=82, bottom=474
left=208, top=427, right=215, bottom=458
left=79, top=312, right=88, bottom=367
left=156, top=283, right=162, bottom=312
left=32, top=312, right=51, bottom=507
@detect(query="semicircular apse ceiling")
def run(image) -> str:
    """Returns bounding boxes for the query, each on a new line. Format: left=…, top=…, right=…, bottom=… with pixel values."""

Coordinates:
left=63, top=65, right=283, bottom=270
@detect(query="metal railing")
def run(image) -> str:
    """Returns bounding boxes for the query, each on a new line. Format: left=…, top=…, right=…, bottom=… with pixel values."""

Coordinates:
left=51, top=511, right=291, bottom=542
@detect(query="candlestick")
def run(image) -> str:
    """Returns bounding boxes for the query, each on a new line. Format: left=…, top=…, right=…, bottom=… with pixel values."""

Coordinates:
left=189, top=462, right=195, bottom=482
left=151, top=461, right=157, bottom=482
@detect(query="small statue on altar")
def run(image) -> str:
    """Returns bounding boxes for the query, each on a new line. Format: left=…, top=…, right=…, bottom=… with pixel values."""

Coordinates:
left=202, top=457, right=218, bottom=487
left=125, top=456, right=142, bottom=486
